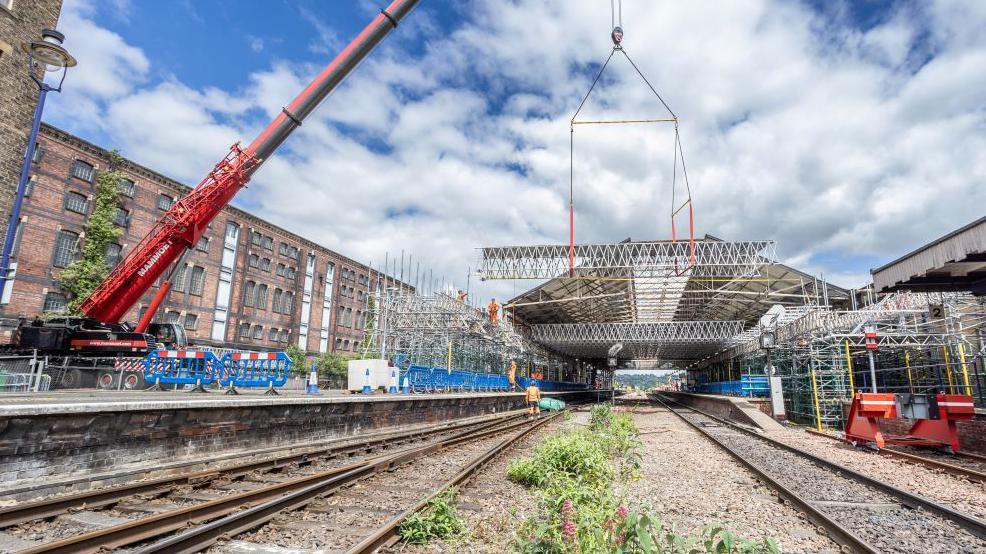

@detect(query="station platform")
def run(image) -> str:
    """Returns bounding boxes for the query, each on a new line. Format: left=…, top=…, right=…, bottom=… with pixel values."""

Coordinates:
left=0, top=388, right=606, bottom=487
left=660, top=391, right=784, bottom=432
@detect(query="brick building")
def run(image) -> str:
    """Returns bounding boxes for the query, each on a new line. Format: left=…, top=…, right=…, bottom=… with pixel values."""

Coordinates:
left=0, top=0, right=63, bottom=246
left=0, top=123, right=405, bottom=354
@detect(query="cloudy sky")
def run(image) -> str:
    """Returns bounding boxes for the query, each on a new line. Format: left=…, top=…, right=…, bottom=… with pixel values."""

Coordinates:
left=45, top=0, right=986, bottom=303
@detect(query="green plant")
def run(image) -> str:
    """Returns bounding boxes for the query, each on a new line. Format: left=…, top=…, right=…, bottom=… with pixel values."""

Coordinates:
left=284, top=344, right=307, bottom=375
left=57, top=151, right=125, bottom=313
left=510, top=406, right=775, bottom=553
left=398, top=488, right=465, bottom=545
left=508, top=429, right=612, bottom=490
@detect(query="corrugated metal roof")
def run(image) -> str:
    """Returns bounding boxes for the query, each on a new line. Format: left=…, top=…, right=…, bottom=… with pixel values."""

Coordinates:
left=872, top=216, right=986, bottom=292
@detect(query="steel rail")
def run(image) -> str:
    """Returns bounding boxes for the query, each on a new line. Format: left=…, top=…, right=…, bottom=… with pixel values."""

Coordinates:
left=347, top=410, right=563, bottom=553
left=652, top=396, right=878, bottom=554
left=0, top=410, right=527, bottom=529
left=656, top=395, right=986, bottom=544
left=804, top=428, right=986, bottom=485
left=127, top=414, right=548, bottom=554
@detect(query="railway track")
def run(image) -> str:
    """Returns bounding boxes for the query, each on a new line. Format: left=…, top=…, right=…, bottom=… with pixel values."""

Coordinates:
left=0, top=410, right=533, bottom=553
left=0, top=410, right=559, bottom=553
left=805, top=428, right=986, bottom=484
left=146, top=411, right=561, bottom=554
left=654, top=395, right=986, bottom=554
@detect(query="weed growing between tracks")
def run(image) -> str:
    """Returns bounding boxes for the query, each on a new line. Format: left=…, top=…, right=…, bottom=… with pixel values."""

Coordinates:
left=398, top=488, right=466, bottom=545
left=508, top=405, right=778, bottom=553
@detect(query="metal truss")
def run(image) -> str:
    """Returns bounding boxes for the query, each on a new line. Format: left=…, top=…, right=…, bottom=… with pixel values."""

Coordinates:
left=478, top=240, right=776, bottom=280
left=530, top=321, right=743, bottom=359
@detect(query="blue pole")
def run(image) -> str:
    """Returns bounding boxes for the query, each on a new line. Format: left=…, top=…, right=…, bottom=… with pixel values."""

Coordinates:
left=0, top=85, right=48, bottom=302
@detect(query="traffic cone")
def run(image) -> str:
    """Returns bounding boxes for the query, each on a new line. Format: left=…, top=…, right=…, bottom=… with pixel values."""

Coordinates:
left=401, top=370, right=411, bottom=394
left=306, top=363, right=320, bottom=395
left=361, top=367, right=372, bottom=394
left=388, top=368, right=398, bottom=394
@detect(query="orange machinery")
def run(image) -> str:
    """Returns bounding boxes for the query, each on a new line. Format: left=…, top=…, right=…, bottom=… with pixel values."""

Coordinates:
left=844, top=392, right=975, bottom=452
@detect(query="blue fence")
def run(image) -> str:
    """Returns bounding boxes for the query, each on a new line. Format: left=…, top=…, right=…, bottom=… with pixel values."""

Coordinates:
left=219, top=352, right=290, bottom=389
left=691, top=374, right=768, bottom=397
left=144, top=350, right=292, bottom=390
left=401, top=364, right=588, bottom=394
left=143, top=350, right=222, bottom=387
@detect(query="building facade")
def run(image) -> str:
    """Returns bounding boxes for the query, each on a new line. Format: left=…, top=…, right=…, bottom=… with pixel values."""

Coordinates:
left=0, top=0, right=63, bottom=246
left=0, top=124, right=403, bottom=354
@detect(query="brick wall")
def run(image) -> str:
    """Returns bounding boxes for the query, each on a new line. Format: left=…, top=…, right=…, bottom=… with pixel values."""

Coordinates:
left=0, top=391, right=597, bottom=483
left=0, top=0, right=63, bottom=247
left=876, top=413, right=986, bottom=456
left=1, top=124, right=409, bottom=355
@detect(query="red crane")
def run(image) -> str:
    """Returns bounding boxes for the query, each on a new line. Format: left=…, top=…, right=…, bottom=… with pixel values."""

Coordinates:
left=80, top=0, right=420, bottom=328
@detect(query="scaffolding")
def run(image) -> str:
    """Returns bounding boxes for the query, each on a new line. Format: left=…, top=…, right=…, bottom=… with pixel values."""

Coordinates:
left=692, top=292, right=986, bottom=428
left=362, top=289, right=586, bottom=383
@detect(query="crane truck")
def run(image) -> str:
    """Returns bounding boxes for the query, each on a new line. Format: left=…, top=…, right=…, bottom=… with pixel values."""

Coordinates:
left=6, top=0, right=421, bottom=386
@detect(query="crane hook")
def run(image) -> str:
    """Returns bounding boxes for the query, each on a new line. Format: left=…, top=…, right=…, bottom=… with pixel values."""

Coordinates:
left=611, top=25, right=623, bottom=46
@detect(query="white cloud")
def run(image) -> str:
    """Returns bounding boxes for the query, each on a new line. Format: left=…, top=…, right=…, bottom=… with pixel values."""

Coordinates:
left=49, top=0, right=986, bottom=301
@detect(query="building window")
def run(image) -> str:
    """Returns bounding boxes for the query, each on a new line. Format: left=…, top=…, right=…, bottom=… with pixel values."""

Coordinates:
left=272, top=288, right=282, bottom=312
left=53, top=230, right=79, bottom=268
left=118, top=178, right=136, bottom=197
left=343, top=340, right=350, bottom=351
left=165, top=311, right=181, bottom=324
left=279, top=329, right=289, bottom=342
left=286, top=266, right=296, bottom=280
left=42, top=292, right=67, bottom=313
left=64, top=191, right=88, bottom=214
left=189, top=266, right=205, bottom=296
left=252, top=325, right=264, bottom=339
left=184, top=313, right=198, bottom=330
left=276, top=263, right=285, bottom=277
left=104, top=242, right=122, bottom=266
left=70, top=160, right=95, bottom=182
left=239, top=322, right=251, bottom=338
left=261, top=236, right=273, bottom=250
left=269, top=327, right=279, bottom=341
left=251, top=231, right=263, bottom=246
left=335, top=338, right=342, bottom=349
left=157, top=193, right=174, bottom=210
left=255, top=283, right=268, bottom=309
left=249, top=254, right=259, bottom=268
left=113, top=207, right=129, bottom=227
left=260, top=257, right=272, bottom=272
left=31, top=143, right=42, bottom=164
left=196, top=237, right=208, bottom=252
left=172, top=265, right=188, bottom=292
left=283, top=291, right=294, bottom=313
left=243, top=280, right=255, bottom=307
left=279, top=242, right=288, bottom=256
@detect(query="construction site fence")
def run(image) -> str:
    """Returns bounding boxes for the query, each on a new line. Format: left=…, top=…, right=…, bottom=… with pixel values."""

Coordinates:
left=690, top=375, right=768, bottom=397
left=143, top=350, right=291, bottom=390
left=401, top=364, right=589, bottom=394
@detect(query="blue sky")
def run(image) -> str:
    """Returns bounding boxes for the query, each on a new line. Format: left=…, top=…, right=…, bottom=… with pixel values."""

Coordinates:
left=47, top=0, right=986, bottom=298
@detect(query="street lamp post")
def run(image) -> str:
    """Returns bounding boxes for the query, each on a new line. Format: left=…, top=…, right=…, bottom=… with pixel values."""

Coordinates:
left=0, top=29, right=76, bottom=303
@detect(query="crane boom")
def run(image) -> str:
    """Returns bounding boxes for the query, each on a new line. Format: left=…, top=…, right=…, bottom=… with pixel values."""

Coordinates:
left=79, top=0, right=420, bottom=324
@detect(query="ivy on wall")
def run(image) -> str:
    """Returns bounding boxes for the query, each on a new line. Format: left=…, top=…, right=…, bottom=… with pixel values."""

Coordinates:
left=58, top=151, right=124, bottom=314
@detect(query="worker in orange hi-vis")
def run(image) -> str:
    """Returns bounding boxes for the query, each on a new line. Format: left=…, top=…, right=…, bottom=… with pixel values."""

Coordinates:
left=525, top=380, right=541, bottom=417
left=508, top=360, right=517, bottom=390
left=487, top=298, right=500, bottom=325
left=456, top=289, right=468, bottom=302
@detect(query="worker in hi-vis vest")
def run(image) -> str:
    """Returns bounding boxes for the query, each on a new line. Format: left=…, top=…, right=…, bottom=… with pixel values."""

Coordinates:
left=487, top=298, right=500, bottom=325
left=508, top=360, right=517, bottom=390
left=525, top=380, right=541, bottom=417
